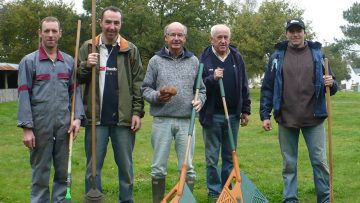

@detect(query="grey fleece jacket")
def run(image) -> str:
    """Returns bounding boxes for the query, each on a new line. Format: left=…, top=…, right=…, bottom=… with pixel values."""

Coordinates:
left=141, top=47, right=206, bottom=118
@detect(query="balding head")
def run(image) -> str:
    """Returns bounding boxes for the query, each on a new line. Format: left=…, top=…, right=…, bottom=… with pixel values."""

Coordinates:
left=210, top=24, right=231, bottom=57
left=164, top=22, right=187, bottom=57
left=164, top=22, right=187, bottom=36
left=210, top=24, right=231, bottom=39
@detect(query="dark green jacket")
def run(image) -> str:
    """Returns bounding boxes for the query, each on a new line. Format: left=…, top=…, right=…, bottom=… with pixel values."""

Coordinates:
left=78, top=35, right=145, bottom=126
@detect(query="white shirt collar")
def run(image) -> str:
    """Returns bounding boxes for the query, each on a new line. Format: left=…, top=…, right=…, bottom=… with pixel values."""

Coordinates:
left=212, top=46, right=230, bottom=62
left=99, top=34, right=121, bottom=47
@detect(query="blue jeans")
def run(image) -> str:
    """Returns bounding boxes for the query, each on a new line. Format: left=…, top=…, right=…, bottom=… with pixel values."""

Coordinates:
left=151, top=117, right=196, bottom=179
left=203, top=113, right=240, bottom=197
left=84, top=125, right=135, bottom=203
left=278, top=122, right=330, bottom=203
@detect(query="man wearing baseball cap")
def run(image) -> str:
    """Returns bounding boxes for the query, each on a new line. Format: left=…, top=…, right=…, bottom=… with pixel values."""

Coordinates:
left=286, top=18, right=305, bottom=30
left=260, top=18, right=337, bottom=202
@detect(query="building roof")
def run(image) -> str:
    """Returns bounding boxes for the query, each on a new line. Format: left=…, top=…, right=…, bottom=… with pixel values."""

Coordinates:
left=0, top=63, right=18, bottom=71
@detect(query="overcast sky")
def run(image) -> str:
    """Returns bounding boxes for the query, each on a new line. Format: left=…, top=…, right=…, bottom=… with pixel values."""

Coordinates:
left=284, top=0, right=357, bottom=44
left=66, top=0, right=357, bottom=44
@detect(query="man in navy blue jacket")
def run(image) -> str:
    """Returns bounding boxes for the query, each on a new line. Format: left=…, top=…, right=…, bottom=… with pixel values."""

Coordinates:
left=199, top=24, right=251, bottom=201
left=260, top=18, right=337, bottom=203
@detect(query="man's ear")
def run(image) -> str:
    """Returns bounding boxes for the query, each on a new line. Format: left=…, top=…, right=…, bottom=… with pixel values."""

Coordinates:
left=284, top=30, right=289, bottom=38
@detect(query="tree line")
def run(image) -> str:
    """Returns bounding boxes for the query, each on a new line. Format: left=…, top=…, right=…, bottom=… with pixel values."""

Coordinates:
left=0, top=0, right=359, bottom=82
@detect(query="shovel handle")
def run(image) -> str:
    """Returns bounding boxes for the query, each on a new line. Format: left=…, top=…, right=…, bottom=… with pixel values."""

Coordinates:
left=324, top=58, right=334, bottom=202
left=91, top=0, right=97, bottom=178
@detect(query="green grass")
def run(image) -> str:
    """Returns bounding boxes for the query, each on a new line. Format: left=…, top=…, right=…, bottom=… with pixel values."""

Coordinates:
left=0, top=89, right=359, bottom=202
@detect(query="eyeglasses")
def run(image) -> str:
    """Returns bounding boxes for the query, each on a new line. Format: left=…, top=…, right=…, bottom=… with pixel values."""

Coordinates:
left=166, top=33, right=185, bottom=38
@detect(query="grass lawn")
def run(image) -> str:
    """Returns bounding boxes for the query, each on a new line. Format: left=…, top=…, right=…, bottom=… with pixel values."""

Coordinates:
left=0, top=89, right=359, bottom=202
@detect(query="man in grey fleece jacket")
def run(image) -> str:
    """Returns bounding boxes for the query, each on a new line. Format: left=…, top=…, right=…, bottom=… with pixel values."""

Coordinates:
left=141, top=22, right=206, bottom=203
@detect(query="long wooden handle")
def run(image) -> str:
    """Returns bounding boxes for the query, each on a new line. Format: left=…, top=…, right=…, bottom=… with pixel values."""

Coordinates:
left=70, top=20, right=81, bottom=123
left=324, top=58, right=334, bottom=202
left=68, top=19, right=81, bottom=170
left=66, top=19, right=81, bottom=200
left=91, top=0, right=97, bottom=178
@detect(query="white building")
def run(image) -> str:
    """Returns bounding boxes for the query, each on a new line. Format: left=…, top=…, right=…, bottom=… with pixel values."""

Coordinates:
left=249, top=74, right=264, bottom=88
left=341, top=65, right=360, bottom=90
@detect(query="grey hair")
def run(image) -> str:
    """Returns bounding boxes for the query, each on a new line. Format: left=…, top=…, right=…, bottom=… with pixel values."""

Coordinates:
left=164, top=22, right=188, bottom=36
left=210, top=24, right=231, bottom=38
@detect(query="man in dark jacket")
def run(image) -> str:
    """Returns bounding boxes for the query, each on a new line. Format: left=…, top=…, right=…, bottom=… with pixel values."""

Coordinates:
left=199, top=24, right=251, bottom=201
left=260, top=18, right=337, bottom=203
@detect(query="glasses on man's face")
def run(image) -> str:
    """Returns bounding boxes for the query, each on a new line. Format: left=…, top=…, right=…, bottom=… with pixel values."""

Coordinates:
left=166, top=32, right=185, bottom=38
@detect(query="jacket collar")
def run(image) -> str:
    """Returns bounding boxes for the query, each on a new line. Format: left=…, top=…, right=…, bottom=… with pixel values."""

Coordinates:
left=39, top=44, right=64, bottom=62
left=201, top=44, right=240, bottom=60
left=155, top=46, right=194, bottom=59
left=91, top=34, right=130, bottom=52
left=211, top=46, right=231, bottom=61
left=274, top=40, right=322, bottom=50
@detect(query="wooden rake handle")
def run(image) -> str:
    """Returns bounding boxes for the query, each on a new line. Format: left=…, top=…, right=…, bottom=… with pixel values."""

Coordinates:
left=65, top=19, right=81, bottom=200
left=68, top=19, right=81, bottom=173
left=217, top=78, right=243, bottom=203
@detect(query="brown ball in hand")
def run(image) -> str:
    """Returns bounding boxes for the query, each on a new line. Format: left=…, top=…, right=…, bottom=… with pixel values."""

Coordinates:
left=160, top=85, right=177, bottom=96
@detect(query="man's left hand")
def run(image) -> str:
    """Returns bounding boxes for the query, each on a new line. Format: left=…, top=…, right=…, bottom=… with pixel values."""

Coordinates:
left=240, top=113, right=249, bottom=126
left=131, top=115, right=141, bottom=133
left=323, top=75, right=334, bottom=87
left=192, top=99, right=202, bottom=112
left=68, top=119, right=81, bottom=140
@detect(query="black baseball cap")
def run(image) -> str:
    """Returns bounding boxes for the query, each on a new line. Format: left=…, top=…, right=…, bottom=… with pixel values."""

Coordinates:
left=286, top=18, right=305, bottom=30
